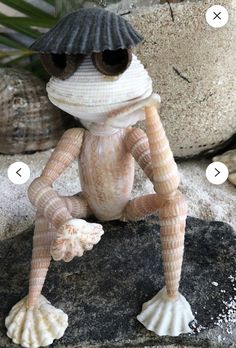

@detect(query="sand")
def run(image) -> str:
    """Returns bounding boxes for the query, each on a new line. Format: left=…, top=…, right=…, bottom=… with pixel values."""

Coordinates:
left=0, top=150, right=235, bottom=240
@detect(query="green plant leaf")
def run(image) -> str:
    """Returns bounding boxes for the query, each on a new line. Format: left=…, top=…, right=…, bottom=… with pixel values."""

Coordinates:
left=0, top=0, right=56, bottom=81
left=3, top=54, right=28, bottom=66
left=24, top=58, right=50, bottom=81
left=3, top=24, right=40, bottom=39
left=0, top=15, right=56, bottom=27
left=42, top=0, right=56, bottom=6
left=0, top=34, right=26, bottom=49
left=1, top=53, right=36, bottom=69
left=0, top=0, right=55, bottom=19
left=0, top=58, right=49, bottom=81
left=0, top=49, right=32, bottom=58
left=0, top=14, right=42, bottom=38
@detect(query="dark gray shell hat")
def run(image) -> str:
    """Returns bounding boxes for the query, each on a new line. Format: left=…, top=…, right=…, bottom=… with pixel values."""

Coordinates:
left=31, top=8, right=143, bottom=54
left=31, top=8, right=143, bottom=79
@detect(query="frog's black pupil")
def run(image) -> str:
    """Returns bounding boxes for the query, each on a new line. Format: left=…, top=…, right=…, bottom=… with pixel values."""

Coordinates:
left=103, top=49, right=127, bottom=66
left=51, top=53, right=67, bottom=70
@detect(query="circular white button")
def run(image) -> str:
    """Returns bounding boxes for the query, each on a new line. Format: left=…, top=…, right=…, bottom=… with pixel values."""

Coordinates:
left=206, top=5, right=229, bottom=28
left=8, top=162, right=31, bottom=185
left=206, top=162, right=229, bottom=185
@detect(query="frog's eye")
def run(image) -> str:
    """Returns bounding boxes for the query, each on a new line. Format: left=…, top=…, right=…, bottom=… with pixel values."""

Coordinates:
left=40, top=53, right=84, bottom=80
left=91, top=49, right=132, bottom=76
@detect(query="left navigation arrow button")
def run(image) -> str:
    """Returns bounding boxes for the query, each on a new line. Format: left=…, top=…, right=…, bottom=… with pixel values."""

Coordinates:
left=16, top=168, right=22, bottom=177
left=8, top=162, right=30, bottom=185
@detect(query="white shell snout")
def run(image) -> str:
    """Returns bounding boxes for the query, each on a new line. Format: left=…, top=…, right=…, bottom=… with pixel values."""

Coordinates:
left=47, top=54, right=153, bottom=125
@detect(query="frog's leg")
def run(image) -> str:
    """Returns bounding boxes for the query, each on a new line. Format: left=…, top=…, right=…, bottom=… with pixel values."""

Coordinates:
left=124, top=106, right=194, bottom=336
left=5, top=193, right=93, bottom=348
left=28, top=193, right=93, bottom=307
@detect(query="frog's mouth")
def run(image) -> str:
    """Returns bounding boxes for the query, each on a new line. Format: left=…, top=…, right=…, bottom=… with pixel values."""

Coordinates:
left=48, top=89, right=153, bottom=122
left=46, top=54, right=154, bottom=127
left=49, top=91, right=160, bottom=136
left=105, top=93, right=161, bottom=128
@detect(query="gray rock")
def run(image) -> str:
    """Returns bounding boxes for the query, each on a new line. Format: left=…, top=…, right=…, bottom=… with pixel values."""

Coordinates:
left=0, top=216, right=236, bottom=348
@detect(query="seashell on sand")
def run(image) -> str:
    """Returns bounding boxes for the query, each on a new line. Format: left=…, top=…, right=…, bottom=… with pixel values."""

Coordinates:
left=229, top=173, right=236, bottom=186
left=5, top=294, right=68, bottom=348
left=213, top=149, right=236, bottom=186
left=0, top=68, right=65, bottom=155
left=31, top=8, right=143, bottom=55
left=213, top=150, right=236, bottom=173
left=137, top=287, right=194, bottom=336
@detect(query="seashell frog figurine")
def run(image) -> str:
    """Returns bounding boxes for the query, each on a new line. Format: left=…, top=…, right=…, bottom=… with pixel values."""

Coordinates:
left=5, top=8, right=195, bottom=348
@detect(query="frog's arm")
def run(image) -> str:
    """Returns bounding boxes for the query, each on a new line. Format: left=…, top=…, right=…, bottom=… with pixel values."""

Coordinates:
left=28, top=128, right=85, bottom=229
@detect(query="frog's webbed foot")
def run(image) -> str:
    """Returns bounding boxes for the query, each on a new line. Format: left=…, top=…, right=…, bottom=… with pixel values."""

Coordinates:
left=137, top=287, right=194, bottom=336
left=50, top=219, right=104, bottom=262
left=5, top=294, right=68, bottom=348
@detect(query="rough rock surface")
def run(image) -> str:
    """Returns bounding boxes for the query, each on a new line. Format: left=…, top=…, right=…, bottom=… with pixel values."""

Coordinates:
left=1, top=216, right=235, bottom=348
left=125, top=0, right=236, bottom=158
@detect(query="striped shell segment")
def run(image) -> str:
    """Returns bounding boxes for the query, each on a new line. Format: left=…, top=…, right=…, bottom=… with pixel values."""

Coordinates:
left=144, top=105, right=180, bottom=195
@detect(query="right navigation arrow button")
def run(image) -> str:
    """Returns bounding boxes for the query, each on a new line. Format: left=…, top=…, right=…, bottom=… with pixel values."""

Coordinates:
left=206, top=162, right=229, bottom=185
left=214, top=168, right=220, bottom=177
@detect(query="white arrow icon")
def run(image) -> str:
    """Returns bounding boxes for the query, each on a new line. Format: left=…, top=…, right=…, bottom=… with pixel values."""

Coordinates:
left=8, top=162, right=30, bottom=185
left=206, top=162, right=229, bottom=185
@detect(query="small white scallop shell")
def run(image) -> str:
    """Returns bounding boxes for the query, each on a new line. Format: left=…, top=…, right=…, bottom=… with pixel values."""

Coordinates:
left=214, top=149, right=236, bottom=186
left=137, top=287, right=194, bottom=336
left=5, top=295, right=68, bottom=348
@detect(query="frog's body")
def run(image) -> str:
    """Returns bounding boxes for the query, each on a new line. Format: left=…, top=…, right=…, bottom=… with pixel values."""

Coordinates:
left=5, top=8, right=195, bottom=348
left=79, top=128, right=134, bottom=221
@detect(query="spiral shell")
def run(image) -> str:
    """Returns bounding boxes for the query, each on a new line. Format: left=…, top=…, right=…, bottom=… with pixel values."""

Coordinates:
left=0, top=68, right=65, bottom=154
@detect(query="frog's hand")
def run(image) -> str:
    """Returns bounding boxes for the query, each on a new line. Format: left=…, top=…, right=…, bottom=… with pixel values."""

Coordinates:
left=105, top=93, right=161, bottom=128
left=51, top=218, right=104, bottom=262
left=137, top=287, right=194, bottom=336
